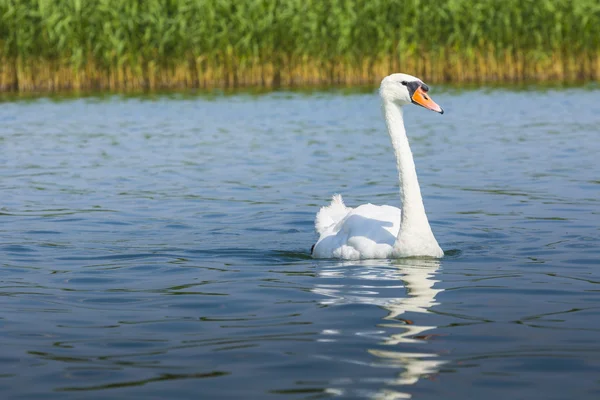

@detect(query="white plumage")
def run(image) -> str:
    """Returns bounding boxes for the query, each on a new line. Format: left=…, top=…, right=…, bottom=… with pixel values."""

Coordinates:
left=312, top=73, right=445, bottom=260
left=313, top=195, right=401, bottom=260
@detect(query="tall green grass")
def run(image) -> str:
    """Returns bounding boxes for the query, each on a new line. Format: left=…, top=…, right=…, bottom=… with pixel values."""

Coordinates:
left=0, top=0, right=599, bottom=91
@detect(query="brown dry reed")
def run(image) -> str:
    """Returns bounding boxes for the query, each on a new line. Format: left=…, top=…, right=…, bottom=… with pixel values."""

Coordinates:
left=0, top=0, right=599, bottom=92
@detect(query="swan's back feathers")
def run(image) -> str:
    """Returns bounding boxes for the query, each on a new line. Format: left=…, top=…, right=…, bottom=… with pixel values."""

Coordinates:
left=315, top=194, right=351, bottom=235
left=312, top=201, right=402, bottom=259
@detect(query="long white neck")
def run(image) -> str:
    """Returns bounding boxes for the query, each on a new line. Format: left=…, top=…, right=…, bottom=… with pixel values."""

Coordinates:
left=382, top=100, right=443, bottom=258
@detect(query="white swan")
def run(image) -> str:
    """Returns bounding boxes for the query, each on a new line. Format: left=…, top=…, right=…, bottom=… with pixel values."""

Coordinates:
left=312, top=73, right=444, bottom=259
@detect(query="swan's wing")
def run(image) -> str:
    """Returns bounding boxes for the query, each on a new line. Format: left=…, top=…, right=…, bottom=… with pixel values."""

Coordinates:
left=315, top=194, right=352, bottom=235
left=313, top=203, right=401, bottom=259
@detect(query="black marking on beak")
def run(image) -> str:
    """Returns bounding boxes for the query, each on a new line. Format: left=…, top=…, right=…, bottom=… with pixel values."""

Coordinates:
left=406, top=80, right=421, bottom=97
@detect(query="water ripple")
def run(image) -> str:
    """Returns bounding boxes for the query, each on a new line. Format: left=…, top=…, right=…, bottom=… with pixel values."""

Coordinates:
left=1, top=89, right=600, bottom=399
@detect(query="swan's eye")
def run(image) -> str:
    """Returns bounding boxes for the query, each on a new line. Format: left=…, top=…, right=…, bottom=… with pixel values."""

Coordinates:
left=401, top=81, right=408, bottom=86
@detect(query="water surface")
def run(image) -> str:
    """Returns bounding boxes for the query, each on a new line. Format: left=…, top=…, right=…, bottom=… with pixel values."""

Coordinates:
left=1, top=87, right=600, bottom=399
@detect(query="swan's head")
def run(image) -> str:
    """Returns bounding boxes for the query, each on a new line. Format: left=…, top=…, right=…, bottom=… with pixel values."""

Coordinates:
left=380, top=73, right=443, bottom=114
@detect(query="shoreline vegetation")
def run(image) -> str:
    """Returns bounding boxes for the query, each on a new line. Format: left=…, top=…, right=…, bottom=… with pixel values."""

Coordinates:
left=1, top=0, right=599, bottom=93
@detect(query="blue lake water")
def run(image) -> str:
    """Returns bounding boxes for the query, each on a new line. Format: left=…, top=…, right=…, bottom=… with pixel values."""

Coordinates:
left=1, top=87, right=599, bottom=399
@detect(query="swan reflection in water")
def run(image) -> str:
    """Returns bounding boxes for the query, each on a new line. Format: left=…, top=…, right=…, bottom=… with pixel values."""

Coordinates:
left=313, top=258, right=444, bottom=399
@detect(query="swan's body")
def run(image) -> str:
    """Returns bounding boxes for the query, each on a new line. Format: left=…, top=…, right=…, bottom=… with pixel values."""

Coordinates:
left=312, top=73, right=444, bottom=260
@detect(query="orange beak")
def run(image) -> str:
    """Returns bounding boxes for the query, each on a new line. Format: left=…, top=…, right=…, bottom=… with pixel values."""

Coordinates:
left=411, top=87, right=444, bottom=114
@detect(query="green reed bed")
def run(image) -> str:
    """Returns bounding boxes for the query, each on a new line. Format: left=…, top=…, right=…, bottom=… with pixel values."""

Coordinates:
left=0, top=0, right=599, bottom=92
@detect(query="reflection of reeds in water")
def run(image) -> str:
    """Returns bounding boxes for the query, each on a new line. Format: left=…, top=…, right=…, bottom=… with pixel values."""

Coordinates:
left=0, top=0, right=598, bottom=92
left=315, top=258, right=445, bottom=399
